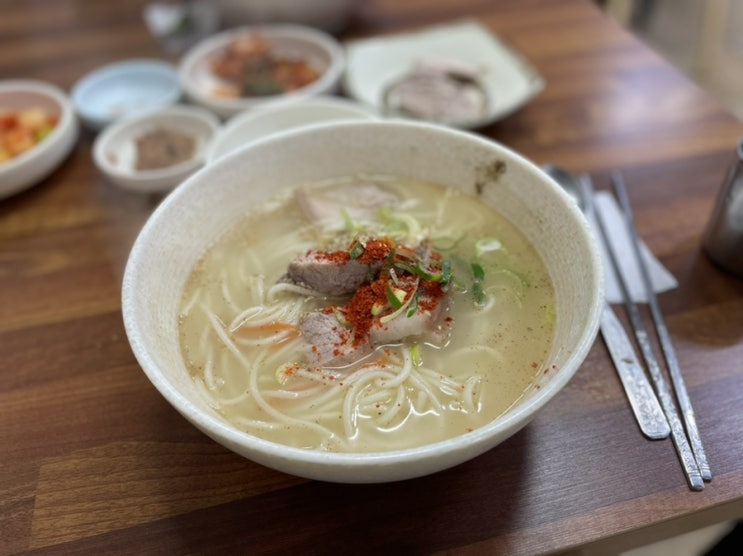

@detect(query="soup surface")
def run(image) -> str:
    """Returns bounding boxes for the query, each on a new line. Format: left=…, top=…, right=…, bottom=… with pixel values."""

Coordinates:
left=179, top=175, right=556, bottom=452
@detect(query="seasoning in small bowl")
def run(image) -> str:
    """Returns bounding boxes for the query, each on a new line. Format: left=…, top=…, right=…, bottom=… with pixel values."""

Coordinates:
left=93, top=105, right=219, bottom=193
left=134, top=127, right=196, bottom=171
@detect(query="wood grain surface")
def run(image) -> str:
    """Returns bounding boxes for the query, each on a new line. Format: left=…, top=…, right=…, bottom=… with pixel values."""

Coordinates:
left=2, top=1, right=743, bottom=554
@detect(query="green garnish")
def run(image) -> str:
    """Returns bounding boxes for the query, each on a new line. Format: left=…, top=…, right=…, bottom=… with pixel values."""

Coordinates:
left=471, top=262, right=485, bottom=304
left=406, top=288, right=420, bottom=318
left=410, top=344, right=422, bottom=367
left=471, top=262, right=485, bottom=281
left=475, top=237, right=503, bottom=257
left=393, top=259, right=452, bottom=287
left=386, top=286, right=406, bottom=310
left=349, top=239, right=365, bottom=260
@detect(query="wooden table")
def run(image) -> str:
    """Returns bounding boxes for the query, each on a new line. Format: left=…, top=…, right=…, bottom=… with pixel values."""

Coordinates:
left=3, top=1, right=743, bottom=554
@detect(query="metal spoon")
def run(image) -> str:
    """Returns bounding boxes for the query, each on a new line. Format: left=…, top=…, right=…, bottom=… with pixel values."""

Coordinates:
left=543, top=164, right=670, bottom=440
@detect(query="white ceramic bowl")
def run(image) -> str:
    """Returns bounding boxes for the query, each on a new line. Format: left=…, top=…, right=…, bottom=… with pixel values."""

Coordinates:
left=214, top=0, right=358, bottom=33
left=207, top=96, right=376, bottom=163
left=93, top=105, right=220, bottom=193
left=71, top=59, right=181, bottom=130
left=0, top=79, right=79, bottom=199
left=122, top=120, right=603, bottom=483
left=179, top=24, right=345, bottom=119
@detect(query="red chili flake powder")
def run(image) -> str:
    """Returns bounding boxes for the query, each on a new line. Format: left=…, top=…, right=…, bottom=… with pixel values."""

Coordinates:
left=343, top=280, right=385, bottom=344
left=306, top=249, right=350, bottom=263
left=357, top=238, right=394, bottom=264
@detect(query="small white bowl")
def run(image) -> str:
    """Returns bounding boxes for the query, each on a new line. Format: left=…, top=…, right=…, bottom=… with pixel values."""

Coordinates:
left=207, top=96, right=376, bottom=163
left=71, top=59, right=181, bottom=130
left=122, top=120, right=604, bottom=483
left=179, top=24, right=345, bottom=119
left=93, top=105, right=220, bottom=193
left=0, top=79, right=79, bottom=200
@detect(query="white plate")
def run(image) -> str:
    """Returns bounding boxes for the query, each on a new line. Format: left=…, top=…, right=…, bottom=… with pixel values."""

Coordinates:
left=343, top=20, right=545, bottom=129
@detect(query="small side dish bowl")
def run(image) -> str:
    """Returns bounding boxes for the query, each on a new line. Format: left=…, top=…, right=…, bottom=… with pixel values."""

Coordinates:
left=0, top=79, right=79, bottom=199
left=122, top=120, right=603, bottom=483
left=179, top=24, right=345, bottom=119
left=207, top=95, right=376, bottom=163
left=71, top=59, right=181, bottom=130
left=93, top=105, right=219, bottom=193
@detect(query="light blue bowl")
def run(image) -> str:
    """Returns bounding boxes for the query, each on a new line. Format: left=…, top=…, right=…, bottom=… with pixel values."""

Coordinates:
left=71, top=59, right=181, bottom=130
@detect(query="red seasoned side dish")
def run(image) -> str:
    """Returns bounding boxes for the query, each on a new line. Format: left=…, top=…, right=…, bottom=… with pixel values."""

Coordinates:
left=210, top=34, right=320, bottom=98
left=0, top=107, right=58, bottom=164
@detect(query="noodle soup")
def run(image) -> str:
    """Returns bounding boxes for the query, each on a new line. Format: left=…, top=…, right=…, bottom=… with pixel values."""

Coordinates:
left=178, top=176, right=556, bottom=453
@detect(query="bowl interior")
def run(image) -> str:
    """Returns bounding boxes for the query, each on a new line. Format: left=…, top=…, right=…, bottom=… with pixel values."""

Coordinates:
left=123, top=121, right=603, bottom=482
left=180, top=25, right=343, bottom=116
left=0, top=88, right=62, bottom=117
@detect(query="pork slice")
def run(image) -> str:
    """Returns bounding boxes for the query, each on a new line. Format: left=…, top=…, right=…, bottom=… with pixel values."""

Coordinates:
left=284, top=251, right=379, bottom=296
left=299, top=311, right=372, bottom=367
left=296, top=181, right=398, bottom=232
left=369, top=292, right=452, bottom=347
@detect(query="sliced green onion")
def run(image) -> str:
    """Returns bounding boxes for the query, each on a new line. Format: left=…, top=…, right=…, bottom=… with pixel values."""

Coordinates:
left=471, top=262, right=485, bottom=281
left=349, top=240, right=364, bottom=259
left=406, top=288, right=420, bottom=318
left=410, top=344, right=422, bottom=367
left=440, top=259, right=453, bottom=289
left=472, top=280, right=484, bottom=304
left=475, top=237, right=503, bottom=257
left=386, top=286, right=406, bottom=310
left=432, top=233, right=467, bottom=251
left=334, top=309, right=350, bottom=326
left=380, top=280, right=419, bottom=324
left=471, top=262, right=485, bottom=304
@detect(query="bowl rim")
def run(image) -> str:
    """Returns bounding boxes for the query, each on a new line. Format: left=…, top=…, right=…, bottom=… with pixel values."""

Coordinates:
left=71, top=58, right=181, bottom=130
left=178, top=23, right=346, bottom=113
left=0, top=79, right=77, bottom=198
left=206, top=95, right=377, bottom=163
left=122, top=119, right=604, bottom=475
left=93, top=104, right=220, bottom=184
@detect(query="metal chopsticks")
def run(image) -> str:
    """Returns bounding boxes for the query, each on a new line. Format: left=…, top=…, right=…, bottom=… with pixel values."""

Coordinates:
left=611, top=170, right=712, bottom=482
left=583, top=172, right=709, bottom=491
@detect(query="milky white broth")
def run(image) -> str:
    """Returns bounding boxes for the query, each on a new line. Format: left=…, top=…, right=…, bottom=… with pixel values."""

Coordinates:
left=178, top=176, right=556, bottom=453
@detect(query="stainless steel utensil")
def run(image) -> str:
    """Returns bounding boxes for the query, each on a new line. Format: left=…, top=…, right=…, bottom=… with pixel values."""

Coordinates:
left=703, top=137, right=743, bottom=277
left=610, top=170, right=712, bottom=485
left=543, top=165, right=670, bottom=440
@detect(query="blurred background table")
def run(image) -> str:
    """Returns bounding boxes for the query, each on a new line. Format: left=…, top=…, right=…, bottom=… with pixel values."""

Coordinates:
left=2, top=0, right=743, bottom=554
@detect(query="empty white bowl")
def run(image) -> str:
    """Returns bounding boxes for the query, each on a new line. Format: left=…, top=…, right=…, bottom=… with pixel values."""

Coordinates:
left=71, top=59, right=181, bottom=130
left=179, top=24, right=345, bottom=119
left=122, top=120, right=603, bottom=483
left=207, top=96, right=376, bottom=163
left=93, top=105, right=219, bottom=193
left=0, top=79, right=79, bottom=199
